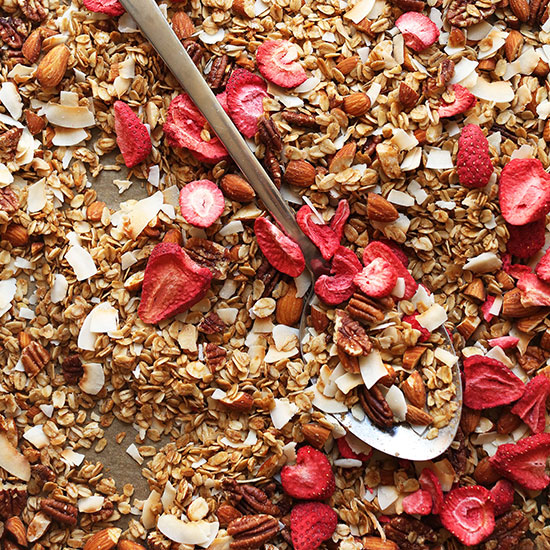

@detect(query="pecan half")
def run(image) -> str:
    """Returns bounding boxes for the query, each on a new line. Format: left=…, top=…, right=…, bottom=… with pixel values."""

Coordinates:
left=280, top=111, right=318, bottom=128
left=346, top=292, right=388, bottom=324
left=227, top=514, right=279, bottom=549
left=198, top=312, right=226, bottom=334
left=18, top=0, right=48, bottom=22
left=257, top=117, right=282, bottom=154
left=205, top=343, right=227, bottom=372
left=0, top=488, right=27, bottom=520
left=256, top=258, right=281, bottom=297
left=32, top=463, right=55, bottom=482
left=223, top=480, right=280, bottom=516
left=21, top=341, right=50, bottom=378
left=0, top=187, right=20, bottom=216
left=518, top=346, right=546, bottom=374
left=359, top=385, right=394, bottom=429
left=183, top=40, right=203, bottom=65
left=217, top=503, right=242, bottom=527
left=185, top=237, right=229, bottom=279
left=207, top=54, right=230, bottom=90
left=263, top=149, right=282, bottom=188
left=40, top=498, right=78, bottom=526
left=484, top=510, right=528, bottom=550
left=0, top=128, right=23, bottom=159
left=385, top=515, right=437, bottom=550
left=445, top=0, right=495, bottom=26
left=62, top=354, right=83, bottom=384
left=334, top=310, right=372, bottom=356
left=0, top=17, right=27, bottom=49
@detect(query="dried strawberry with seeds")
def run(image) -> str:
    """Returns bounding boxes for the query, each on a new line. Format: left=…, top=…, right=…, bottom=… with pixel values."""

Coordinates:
left=502, top=253, right=532, bottom=279
left=395, top=12, right=440, bottom=52
left=535, top=247, right=550, bottom=282
left=402, top=489, right=432, bottom=516
left=353, top=257, right=397, bottom=298
left=463, top=355, right=525, bottom=410
left=113, top=101, right=151, bottom=168
left=402, top=313, right=430, bottom=342
left=438, top=84, right=477, bottom=118
left=179, top=180, right=225, bottom=228
left=517, top=272, right=550, bottom=306
left=419, top=468, right=443, bottom=514
left=490, top=479, right=514, bottom=517
left=254, top=217, right=305, bottom=277
left=329, top=199, right=350, bottom=244
left=216, top=91, right=229, bottom=114
left=296, top=205, right=339, bottom=260
left=511, top=374, right=550, bottom=434
left=440, top=486, right=495, bottom=546
left=481, top=295, right=496, bottom=322
left=290, top=502, right=337, bottom=550
left=456, top=124, right=493, bottom=189
left=82, top=0, right=124, bottom=16
left=507, top=219, right=546, bottom=259
left=138, top=243, right=212, bottom=324
left=487, top=336, right=519, bottom=350
left=378, top=239, right=408, bottom=267
left=256, top=39, right=308, bottom=88
left=336, top=435, right=372, bottom=462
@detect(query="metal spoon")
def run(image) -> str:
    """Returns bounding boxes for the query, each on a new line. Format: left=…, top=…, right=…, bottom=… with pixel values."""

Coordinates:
left=118, top=0, right=462, bottom=460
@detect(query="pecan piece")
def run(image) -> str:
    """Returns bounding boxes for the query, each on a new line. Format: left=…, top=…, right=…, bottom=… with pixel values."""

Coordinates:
left=21, top=341, right=50, bottom=378
left=346, top=292, right=389, bottom=324
left=185, top=237, right=229, bottom=280
left=445, top=0, right=495, bottom=26
left=484, top=510, right=528, bottom=550
left=334, top=310, right=372, bottom=356
left=0, top=187, right=20, bottom=216
left=207, top=54, right=230, bottom=90
left=424, top=58, right=455, bottom=97
left=389, top=0, right=425, bottom=10
left=0, top=488, right=28, bottom=520
left=263, top=149, right=282, bottom=188
left=40, top=498, right=78, bottom=525
left=518, top=346, right=546, bottom=374
left=359, top=385, right=394, bottom=429
left=280, top=111, right=318, bottom=128
left=205, top=343, right=227, bottom=372
left=198, top=312, right=226, bottom=334
left=0, top=17, right=26, bottom=49
left=256, top=258, right=281, bottom=297
left=385, top=515, right=437, bottom=550
left=217, top=503, right=242, bottom=527
left=89, top=500, right=115, bottom=522
left=32, top=463, right=55, bottom=482
left=18, top=0, right=48, bottom=22
left=0, top=128, right=23, bottom=158
left=337, top=346, right=360, bottom=373
left=223, top=479, right=280, bottom=516
left=227, top=514, right=279, bottom=549
left=257, top=116, right=282, bottom=154
left=183, top=40, right=203, bottom=65
left=62, top=354, right=83, bottom=384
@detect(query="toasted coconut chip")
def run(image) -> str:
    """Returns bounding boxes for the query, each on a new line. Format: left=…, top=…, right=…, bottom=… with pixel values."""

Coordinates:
left=0, top=163, right=13, bottom=185
left=359, top=349, right=387, bottom=389
left=344, top=0, right=375, bottom=23
left=42, top=103, right=95, bottom=128
left=23, top=425, right=50, bottom=449
left=0, top=433, right=31, bottom=480
left=0, top=82, right=23, bottom=120
left=78, top=363, right=105, bottom=395
left=161, top=481, right=176, bottom=511
left=469, top=78, right=514, bottom=103
left=157, top=514, right=219, bottom=547
left=270, top=397, right=298, bottom=429
left=415, top=303, right=447, bottom=332
left=78, top=495, right=105, bottom=513
left=53, top=128, right=88, bottom=147
left=142, top=490, right=161, bottom=529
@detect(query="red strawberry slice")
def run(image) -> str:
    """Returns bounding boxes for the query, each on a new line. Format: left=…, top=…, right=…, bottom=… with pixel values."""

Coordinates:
left=113, top=101, right=152, bottom=168
left=379, top=239, right=409, bottom=267
left=354, top=257, right=398, bottom=298
left=290, top=502, right=338, bottom=550
left=502, top=253, right=532, bottom=279
left=402, top=313, right=430, bottom=342
left=419, top=468, right=444, bottom=514
left=138, top=243, right=212, bottom=324
left=517, top=272, right=550, bottom=306
left=463, top=355, right=525, bottom=410
left=507, top=219, right=546, bottom=259
left=254, top=217, right=305, bottom=277
left=216, top=91, right=229, bottom=114
left=440, top=486, right=495, bottom=546
left=487, top=336, right=519, bottom=350
left=511, top=374, right=550, bottom=434
left=281, top=446, right=335, bottom=500
left=490, top=433, right=550, bottom=490
left=490, top=480, right=514, bottom=517
left=296, top=205, right=340, bottom=260
left=536, top=248, right=550, bottom=282
left=226, top=68, right=268, bottom=138
left=256, top=40, right=308, bottom=88
left=362, top=241, right=417, bottom=300
left=314, top=246, right=362, bottom=305
left=336, top=435, right=372, bottom=462
left=402, top=489, right=432, bottom=516
left=481, top=295, right=495, bottom=322
left=438, top=84, right=477, bottom=118
left=82, top=0, right=124, bottom=15
left=164, top=94, right=228, bottom=163
left=457, top=124, right=493, bottom=189
left=499, top=158, right=550, bottom=226
left=179, top=180, right=225, bottom=228
left=329, top=199, right=350, bottom=244
left=395, top=12, right=440, bottom=52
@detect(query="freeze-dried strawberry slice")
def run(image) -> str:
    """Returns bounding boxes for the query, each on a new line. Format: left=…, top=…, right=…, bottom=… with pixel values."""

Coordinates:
left=329, top=199, right=350, bottom=244
left=481, top=295, right=495, bottom=322
left=113, top=101, right=151, bottom=168
left=314, top=246, right=362, bottom=305
left=402, top=489, right=432, bottom=516
left=281, top=446, right=335, bottom=500
left=362, top=241, right=417, bottom=300
left=226, top=68, right=268, bottom=138
left=517, top=272, right=550, bottom=306
left=502, top=253, right=532, bottom=279
left=379, top=239, right=409, bottom=267
left=536, top=248, right=550, bottom=282
left=336, top=435, right=372, bottom=462
left=499, top=158, right=550, bottom=226
left=507, top=219, right=546, bottom=259
left=254, top=217, right=305, bottom=277
left=440, top=486, right=495, bottom=546
left=490, top=480, right=514, bottom=517
left=138, top=243, right=212, bottom=324
left=402, top=313, right=430, bottom=342
left=463, top=355, right=525, bottom=410
left=216, top=91, right=229, bottom=114
left=256, top=39, right=308, bottom=88
left=487, top=336, right=519, bottom=350
left=354, top=257, right=397, bottom=298
left=83, top=0, right=124, bottom=16
left=164, top=94, right=228, bottom=163
left=419, top=468, right=443, bottom=514
left=395, top=12, right=440, bottom=52
left=296, top=205, right=339, bottom=260
left=179, top=180, right=225, bottom=228
left=511, top=374, right=550, bottom=434
left=291, top=502, right=337, bottom=550
left=490, top=433, right=550, bottom=490
left=457, top=124, right=493, bottom=189
left=438, top=84, right=477, bottom=118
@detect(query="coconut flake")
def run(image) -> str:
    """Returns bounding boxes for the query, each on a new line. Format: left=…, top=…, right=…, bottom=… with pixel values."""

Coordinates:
left=141, top=490, right=160, bottom=528
left=0, top=278, right=17, bottom=316
left=391, top=129, right=418, bottom=151
left=27, top=178, right=47, bottom=213
left=469, top=78, right=514, bottom=103
left=366, top=82, right=382, bottom=105
left=377, top=485, right=399, bottom=511
left=359, top=349, right=388, bottom=389
left=435, top=347, right=458, bottom=367
left=158, top=515, right=219, bottom=546
left=416, top=303, right=447, bottom=332
left=66, top=244, right=97, bottom=281
left=295, top=77, right=320, bottom=94
left=387, top=189, right=414, bottom=207
left=43, top=102, right=95, bottom=128
left=450, top=58, right=479, bottom=84
left=344, top=0, right=375, bottom=23
left=218, top=221, right=244, bottom=236
left=463, top=252, right=502, bottom=273
left=161, top=481, right=177, bottom=511
left=425, top=149, right=453, bottom=170
left=78, top=496, right=105, bottom=513
left=23, top=425, right=49, bottom=449
left=0, top=434, right=31, bottom=481
left=401, top=147, right=422, bottom=171
left=60, top=448, right=85, bottom=467
left=88, top=302, right=118, bottom=333
left=0, top=82, right=23, bottom=120
left=199, top=29, right=225, bottom=44
left=216, top=308, right=238, bottom=325
left=312, top=386, right=348, bottom=413
left=52, top=128, right=88, bottom=147
left=478, top=30, right=507, bottom=60
left=126, top=191, right=164, bottom=239
left=270, top=398, right=298, bottom=429
left=79, top=363, right=105, bottom=395
left=335, top=372, right=363, bottom=394
left=384, top=385, right=407, bottom=421
left=0, top=163, right=14, bottom=185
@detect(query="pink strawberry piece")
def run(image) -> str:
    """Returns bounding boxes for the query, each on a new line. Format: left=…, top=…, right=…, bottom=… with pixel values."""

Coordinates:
left=254, top=217, right=305, bottom=277
left=419, top=468, right=444, bottom=514
left=490, top=433, right=550, bottom=490
left=216, top=91, right=229, bottom=114
left=402, top=313, right=430, bottom=342
left=179, top=180, right=225, bottom=228
left=256, top=40, right=308, bottom=88
left=511, top=374, right=550, bottom=434
left=82, top=0, right=124, bottom=16
left=487, top=336, right=519, bottom=350
left=362, top=241, right=418, bottom=300
left=296, top=205, right=340, bottom=260
left=138, top=243, right=212, bottom=324
left=379, top=239, right=409, bottom=267
left=395, top=12, right=439, bottom=52
left=353, top=257, right=398, bottom=298
left=517, top=272, right=550, bottom=306
left=463, top=355, right=525, bottom=410
left=438, top=84, right=477, bottom=118
left=402, top=489, right=432, bottom=516
left=456, top=124, right=493, bottom=189
left=113, top=101, right=152, bottom=168
left=164, top=94, right=228, bottom=163
left=329, top=199, right=350, bottom=244
left=507, top=219, right=546, bottom=259
left=440, top=486, right=495, bottom=546
left=481, top=295, right=495, bottom=322
left=490, top=480, right=514, bottom=517
left=314, top=246, right=362, bottom=305
left=336, top=436, right=372, bottom=462
left=502, top=253, right=532, bottom=279
left=281, top=446, right=335, bottom=500
left=536, top=248, right=550, bottom=282
left=499, top=158, right=550, bottom=225
left=226, top=68, right=268, bottom=138
left=290, top=502, right=338, bottom=550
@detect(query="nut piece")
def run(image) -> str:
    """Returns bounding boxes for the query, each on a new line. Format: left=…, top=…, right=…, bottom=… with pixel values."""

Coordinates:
left=474, top=456, right=501, bottom=485
left=276, top=282, right=303, bottom=326
left=27, top=512, right=52, bottom=543
left=337, top=346, right=360, bottom=373
left=335, top=55, right=359, bottom=75
left=40, top=498, right=78, bottom=525
left=329, top=142, right=356, bottom=173
left=334, top=310, right=372, bottom=356
left=0, top=187, right=20, bottom=216
left=62, top=354, right=84, bottom=384
left=456, top=316, right=480, bottom=340
left=405, top=405, right=433, bottom=425
left=301, top=423, right=331, bottom=449
left=83, top=528, right=122, bottom=550
left=87, top=201, right=106, bottom=222
left=25, top=110, right=45, bottom=135
left=18, top=331, right=31, bottom=348
left=311, top=306, right=329, bottom=332
left=502, top=288, right=540, bottom=318
left=342, top=92, right=371, bottom=116
left=21, top=341, right=50, bottom=378
left=223, top=479, right=280, bottom=516
left=283, top=159, right=316, bottom=188
left=3, top=223, right=29, bottom=246
left=504, top=30, right=524, bottom=62
left=162, top=228, right=183, bottom=245
left=398, top=82, right=419, bottom=110
left=401, top=371, right=426, bottom=408
left=219, top=392, right=254, bottom=412
left=367, top=193, right=398, bottom=222
left=217, top=503, right=242, bottom=527
left=460, top=406, right=481, bottom=435
left=359, top=385, right=394, bottom=429
left=124, top=271, right=144, bottom=292
left=36, top=44, right=70, bottom=88
left=362, top=537, right=399, bottom=550
left=220, top=174, right=256, bottom=202
left=227, top=514, right=279, bottom=550
left=22, top=28, right=41, bottom=62
left=376, top=142, right=402, bottom=179
left=5, top=516, right=27, bottom=546
left=510, top=0, right=529, bottom=21
left=232, top=0, right=255, bottom=17
left=497, top=408, right=522, bottom=434
left=118, top=541, right=146, bottom=550
left=463, top=278, right=485, bottom=301
left=172, top=11, right=194, bottom=40
left=402, top=346, right=426, bottom=370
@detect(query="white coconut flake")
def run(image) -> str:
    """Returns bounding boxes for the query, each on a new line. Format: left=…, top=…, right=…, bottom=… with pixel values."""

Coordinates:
left=218, top=221, right=244, bottom=236
left=312, top=385, right=348, bottom=413
left=79, top=363, right=105, bottom=395
left=270, top=398, right=298, bottom=429
left=199, top=29, right=225, bottom=44
left=23, top=425, right=49, bottom=449
left=43, top=103, right=95, bottom=128
left=295, top=76, right=320, bottom=94
left=60, top=448, right=85, bottom=467
left=467, top=21, right=493, bottom=40
left=254, top=0, right=269, bottom=15
left=0, top=163, right=14, bottom=185
left=511, top=144, right=534, bottom=159
left=450, top=58, right=479, bottom=84
left=384, top=385, right=407, bottom=421
left=78, top=496, right=105, bottom=513
left=366, top=82, right=382, bottom=105
left=387, top=189, right=414, bottom=207
left=0, top=82, right=23, bottom=120
left=357, top=46, right=370, bottom=63
left=126, top=191, right=164, bottom=239
left=344, top=0, right=375, bottom=23
left=391, top=128, right=418, bottom=151
left=463, top=252, right=502, bottom=273
left=416, top=303, right=447, bottom=332
left=335, top=372, right=363, bottom=394
left=435, top=347, right=458, bottom=367
left=400, top=147, right=422, bottom=171
left=469, top=78, right=514, bottom=103
left=127, top=443, right=144, bottom=465
left=161, top=481, right=177, bottom=511
left=121, top=251, right=138, bottom=270
left=359, top=349, right=388, bottom=389
left=377, top=485, right=399, bottom=511
left=27, top=178, right=47, bottom=213
left=435, top=200, right=456, bottom=210
left=66, top=245, right=97, bottom=281
left=148, top=165, right=160, bottom=187
left=52, top=127, right=87, bottom=147
left=478, top=30, right=507, bottom=60
left=425, top=149, right=453, bottom=170
left=89, top=302, right=118, bottom=333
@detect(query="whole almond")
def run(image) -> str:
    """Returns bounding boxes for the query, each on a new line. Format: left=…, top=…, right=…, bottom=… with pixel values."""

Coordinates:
left=505, top=30, right=524, bottom=62
left=172, top=11, right=195, bottom=40
left=342, top=92, right=371, bottom=117
left=22, top=29, right=42, bottom=63
left=232, top=0, right=255, bottom=17
left=405, top=405, right=433, bottom=425
left=283, top=159, right=316, bottom=188
left=335, top=55, right=359, bottom=76
left=398, top=82, right=419, bottom=110
left=220, top=174, right=256, bottom=202
left=276, top=282, right=303, bottom=326
left=511, top=0, right=529, bottom=21
left=460, top=406, right=481, bottom=435
left=220, top=392, right=254, bottom=412
left=301, top=423, right=331, bottom=449
left=3, top=223, right=29, bottom=246
left=367, top=193, right=398, bottom=222
left=362, top=537, right=399, bottom=550
left=163, top=228, right=183, bottom=245
left=329, top=142, right=356, bottom=173
left=5, top=517, right=27, bottom=547
left=36, top=44, right=70, bottom=88
left=118, top=541, right=146, bottom=550
left=401, top=371, right=426, bottom=408
left=474, top=456, right=500, bottom=485
left=25, top=110, right=46, bottom=135
left=496, top=408, right=522, bottom=434
left=83, top=528, right=122, bottom=550
left=502, top=288, right=539, bottom=317
left=87, top=200, right=106, bottom=222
